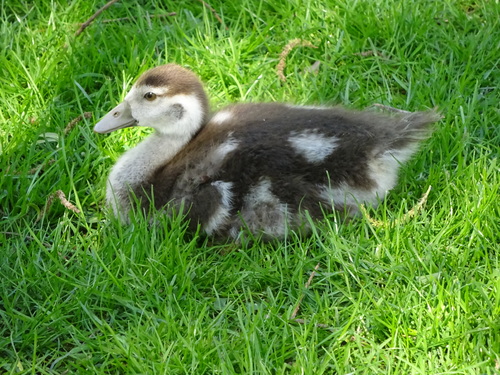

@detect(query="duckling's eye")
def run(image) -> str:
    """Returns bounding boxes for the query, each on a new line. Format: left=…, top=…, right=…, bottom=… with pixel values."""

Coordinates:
left=144, top=92, right=157, bottom=101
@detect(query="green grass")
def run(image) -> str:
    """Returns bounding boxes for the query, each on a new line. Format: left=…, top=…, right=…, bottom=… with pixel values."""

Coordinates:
left=1, top=0, right=499, bottom=373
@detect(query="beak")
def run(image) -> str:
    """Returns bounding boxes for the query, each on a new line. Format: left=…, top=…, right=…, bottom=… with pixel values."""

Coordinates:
left=94, top=101, right=137, bottom=134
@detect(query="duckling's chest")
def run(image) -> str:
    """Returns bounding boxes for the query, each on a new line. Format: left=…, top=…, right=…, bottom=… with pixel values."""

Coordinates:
left=106, top=135, right=186, bottom=215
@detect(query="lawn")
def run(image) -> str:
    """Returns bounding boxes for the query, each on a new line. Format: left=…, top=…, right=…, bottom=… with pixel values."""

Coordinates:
left=0, top=0, right=499, bottom=373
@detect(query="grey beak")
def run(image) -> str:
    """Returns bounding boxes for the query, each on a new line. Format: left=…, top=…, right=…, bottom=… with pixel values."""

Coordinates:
left=94, top=101, right=137, bottom=134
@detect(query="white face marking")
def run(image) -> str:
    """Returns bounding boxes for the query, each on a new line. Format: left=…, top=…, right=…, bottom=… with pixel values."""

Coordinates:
left=210, top=110, right=233, bottom=125
left=124, top=86, right=204, bottom=137
left=204, top=181, right=233, bottom=235
left=125, top=85, right=170, bottom=98
left=288, top=131, right=339, bottom=164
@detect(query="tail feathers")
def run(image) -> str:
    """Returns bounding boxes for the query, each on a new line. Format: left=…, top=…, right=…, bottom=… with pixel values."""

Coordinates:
left=391, top=110, right=441, bottom=147
left=379, top=110, right=440, bottom=164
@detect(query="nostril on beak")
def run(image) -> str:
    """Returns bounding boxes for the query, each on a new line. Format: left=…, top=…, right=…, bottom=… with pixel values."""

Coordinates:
left=113, top=111, right=119, bottom=118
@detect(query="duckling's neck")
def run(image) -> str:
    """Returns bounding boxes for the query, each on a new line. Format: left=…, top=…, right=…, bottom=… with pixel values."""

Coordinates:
left=106, top=131, right=193, bottom=216
left=114, top=132, right=191, bottom=182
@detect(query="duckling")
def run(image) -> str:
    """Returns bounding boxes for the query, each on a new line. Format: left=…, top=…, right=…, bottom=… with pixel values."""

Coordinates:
left=94, top=63, right=438, bottom=240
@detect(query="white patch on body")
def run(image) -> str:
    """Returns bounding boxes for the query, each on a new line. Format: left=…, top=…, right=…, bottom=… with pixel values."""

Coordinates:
left=368, top=145, right=419, bottom=199
left=288, top=131, right=339, bottom=164
left=245, top=178, right=276, bottom=205
left=235, top=178, right=290, bottom=238
left=318, top=183, right=382, bottom=214
left=319, top=145, right=420, bottom=214
left=197, top=137, right=239, bottom=177
left=210, top=110, right=234, bottom=126
left=204, top=181, right=233, bottom=235
left=213, top=137, right=239, bottom=162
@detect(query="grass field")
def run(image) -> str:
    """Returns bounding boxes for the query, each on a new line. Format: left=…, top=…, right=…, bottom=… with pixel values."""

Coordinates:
left=1, top=0, right=499, bottom=373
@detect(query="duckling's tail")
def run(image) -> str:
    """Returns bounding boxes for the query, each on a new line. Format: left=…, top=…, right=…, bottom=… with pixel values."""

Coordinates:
left=383, top=110, right=441, bottom=162
left=397, top=110, right=440, bottom=140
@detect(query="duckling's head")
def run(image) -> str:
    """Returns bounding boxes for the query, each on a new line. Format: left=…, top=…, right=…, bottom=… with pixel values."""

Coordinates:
left=94, top=64, right=209, bottom=137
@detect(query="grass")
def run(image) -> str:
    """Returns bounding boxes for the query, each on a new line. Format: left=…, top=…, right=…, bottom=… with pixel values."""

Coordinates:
left=0, top=0, right=499, bottom=373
